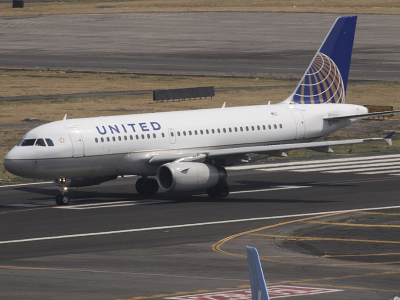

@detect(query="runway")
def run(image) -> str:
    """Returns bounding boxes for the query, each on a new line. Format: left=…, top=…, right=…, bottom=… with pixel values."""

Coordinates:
left=0, top=13, right=400, bottom=80
left=1, top=153, right=400, bottom=299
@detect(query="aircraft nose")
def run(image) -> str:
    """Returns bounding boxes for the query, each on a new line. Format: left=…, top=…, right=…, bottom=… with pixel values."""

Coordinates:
left=4, top=149, right=24, bottom=176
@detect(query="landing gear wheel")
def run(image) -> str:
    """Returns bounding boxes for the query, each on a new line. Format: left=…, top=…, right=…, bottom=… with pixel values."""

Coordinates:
left=144, top=178, right=159, bottom=194
left=207, top=187, right=217, bottom=197
left=55, top=194, right=70, bottom=205
left=136, top=178, right=159, bottom=195
left=135, top=178, right=146, bottom=194
left=214, top=182, right=230, bottom=198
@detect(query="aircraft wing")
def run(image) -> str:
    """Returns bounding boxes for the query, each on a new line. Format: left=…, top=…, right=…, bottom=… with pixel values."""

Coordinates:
left=324, top=110, right=400, bottom=120
left=148, top=133, right=394, bottom=164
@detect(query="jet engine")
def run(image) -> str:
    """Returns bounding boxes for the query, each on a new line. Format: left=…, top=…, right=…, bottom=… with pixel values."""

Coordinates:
left=157, top=162, right=226, bottom=192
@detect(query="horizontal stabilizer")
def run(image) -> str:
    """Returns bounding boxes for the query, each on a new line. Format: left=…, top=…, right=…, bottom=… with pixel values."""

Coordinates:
left=324, top=110, right=400, bottom=120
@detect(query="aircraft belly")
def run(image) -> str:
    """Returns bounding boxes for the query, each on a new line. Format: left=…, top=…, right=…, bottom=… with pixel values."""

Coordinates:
left=9, top=155, right=122, bottom=179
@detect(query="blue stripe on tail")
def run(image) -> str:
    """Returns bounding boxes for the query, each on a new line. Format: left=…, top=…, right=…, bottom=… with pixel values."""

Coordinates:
left=291, top=16, right=357, bottom=104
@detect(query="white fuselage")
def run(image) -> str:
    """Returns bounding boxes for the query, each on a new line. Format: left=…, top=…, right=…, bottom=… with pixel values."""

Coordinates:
left=4, top=103, right=367, bottom=179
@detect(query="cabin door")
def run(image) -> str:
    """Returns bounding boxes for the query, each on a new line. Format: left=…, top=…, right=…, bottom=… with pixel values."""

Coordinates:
left=168, top=128, right=176, bottom=144
left=67, top=127, right=85, bottom=157
left=290, top=110, right=306, bottom=139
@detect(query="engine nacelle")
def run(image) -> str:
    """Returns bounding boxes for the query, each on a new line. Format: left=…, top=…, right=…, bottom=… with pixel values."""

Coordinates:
left=157, top=162, right=226, bottom=192
left=53, top=175, right=118, bottom=188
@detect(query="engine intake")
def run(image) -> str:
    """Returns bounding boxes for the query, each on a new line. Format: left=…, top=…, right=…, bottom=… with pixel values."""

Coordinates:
left=157, top=162, right=226, bottom=192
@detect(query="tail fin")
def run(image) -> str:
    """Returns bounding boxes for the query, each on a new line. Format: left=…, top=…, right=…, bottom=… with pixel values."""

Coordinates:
left=246, top=246, right=270, bottom=300
left=284, top=16, right=357, bottom=104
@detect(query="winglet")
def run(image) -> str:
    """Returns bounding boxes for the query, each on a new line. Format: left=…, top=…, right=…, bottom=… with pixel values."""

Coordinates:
left=246, top=246, right=270, bottom=300
left=384, top=131, right=395, bottom=146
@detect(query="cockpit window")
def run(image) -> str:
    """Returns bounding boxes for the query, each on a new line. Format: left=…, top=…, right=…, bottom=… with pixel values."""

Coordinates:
left=46, top=139, right=54, bottom=146
left=21, top=139, right=36, bottom=146
left=35, top=139, right=46, bottom=147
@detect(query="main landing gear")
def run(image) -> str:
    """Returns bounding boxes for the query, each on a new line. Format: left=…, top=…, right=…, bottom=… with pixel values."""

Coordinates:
left=206, top=181, right=230, bottom=198
left=207, top=166, right=230, bottom=198
left=55, top=177, right=70, bottom=205
left=135, top=177, right=159, bottom=195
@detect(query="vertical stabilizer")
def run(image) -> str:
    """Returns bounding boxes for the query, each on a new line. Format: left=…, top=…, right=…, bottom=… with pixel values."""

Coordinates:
left=283, top=16, right=357, bottom=104
left=246, top=246, right=270, bottom=300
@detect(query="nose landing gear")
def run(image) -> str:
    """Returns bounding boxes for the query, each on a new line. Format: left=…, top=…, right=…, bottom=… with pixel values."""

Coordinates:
left=55, top=178, right=70, bottom=205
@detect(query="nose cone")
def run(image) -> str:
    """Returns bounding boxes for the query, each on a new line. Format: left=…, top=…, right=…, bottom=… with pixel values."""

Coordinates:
left=4, top=147, right=26, bottom=176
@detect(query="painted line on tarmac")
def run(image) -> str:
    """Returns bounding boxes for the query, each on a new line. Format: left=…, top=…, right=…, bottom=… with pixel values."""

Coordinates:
left=229, top=185, right=310, bottom=194
left=1, top=205, right=400, bottom=245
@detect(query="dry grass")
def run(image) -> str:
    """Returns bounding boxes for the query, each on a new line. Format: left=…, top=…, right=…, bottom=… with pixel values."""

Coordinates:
left=0, top=70, right=292, bottom=98
left=1, top=70, right=400, bottom=182
left=1, top=0, right=400, bottom=17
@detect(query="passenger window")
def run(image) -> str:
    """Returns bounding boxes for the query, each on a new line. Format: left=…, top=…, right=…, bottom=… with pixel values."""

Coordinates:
left=246, top=126, right=249, bottom=131
left=200, top=130, right=203, bottom=134
left=280, top=124, right=283, bottom=129
left=124, top=136, right=127, bottom=141
left=251, top=126, right=254, bottom=131
left=141, top=134, right=145, bottom=139
left=130, top=135, right=133, bottom=140
left=107, top=137, right=110, bottom=142
left=268, top=125, right=271, bottom=130
left=206, top=129, right=209, bottom=134
left=112, top=137, right=116, bottom=142
left=147, top=134, right=150, bottom=139
left=136, top=135, right=139, bottom=140
left=101, top=137, right=104, bottom=142
left=234, top=127, right=238, bottom=132
left=257, top=126, right=260, bottom=130
left=35, top=139, right=46, bottom=147
left=95, top=138, right=98, bottom=143
left=189, top=131, right=192, bottom=135
left=153, top=133, right=156, bottom=138
left=45, top=138, right=54, bottom=146
left=274, top=124, right=277, bottom=129
left=217, top=129, right=220, bottom=133
left=170, top=132, right=174, bottom=137
left=183, top=131, right=186, bottom=136
left=118, top=136, right=121, bottom=141
left=194, top=130, right=198, bottom=135
left=263, top=125, right=266, bottom=130
left=229, top=128, right=232, bottom=132
left=21, top=139, right=36, bottom=146
left=212, top=129, right=215, bottom=134
left=162, top=133, right=165, bottom=138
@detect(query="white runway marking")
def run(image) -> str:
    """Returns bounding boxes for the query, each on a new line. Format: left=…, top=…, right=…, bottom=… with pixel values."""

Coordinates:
left=56, top=200, right=173, bottom=210
left=227, top=154, right=400, bottom=171
left=230, top=185, right=310, bottom=194
left=1, top=205, right=400, bottom=245
left=232, top=154, right=400, bottom=177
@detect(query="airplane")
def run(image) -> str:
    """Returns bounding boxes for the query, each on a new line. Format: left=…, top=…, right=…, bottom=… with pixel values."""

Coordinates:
left=3, top=15, right=399, bottom=205
left=247, top=246, right=270, bottom=300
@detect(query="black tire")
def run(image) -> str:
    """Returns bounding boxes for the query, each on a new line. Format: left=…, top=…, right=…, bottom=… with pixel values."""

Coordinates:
left=55, top=194, right=69, bottom=205
left=55, top=194, right=63, bottom=205
left=144, top=178, right=159, bottom=195
left=207, top=187, right=217, bottom=197
left=215, top=182, right=230, bottom=198
left=135, top=178, right=146, bottom=194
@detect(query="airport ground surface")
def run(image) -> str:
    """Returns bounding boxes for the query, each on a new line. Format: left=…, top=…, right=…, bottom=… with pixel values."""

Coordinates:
left=1, top=153, right=400, bottom=300
left=0, top=13, right=400, bottom=81
left=1, top=11, right=400, bottom=300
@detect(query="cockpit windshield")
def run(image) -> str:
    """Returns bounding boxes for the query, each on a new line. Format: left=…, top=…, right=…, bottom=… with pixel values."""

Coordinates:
left=19, top=138, right=55, bottom=147
left=35, top=139, right=46, bottom=147
left=21, top=139, right=36, bottom=146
